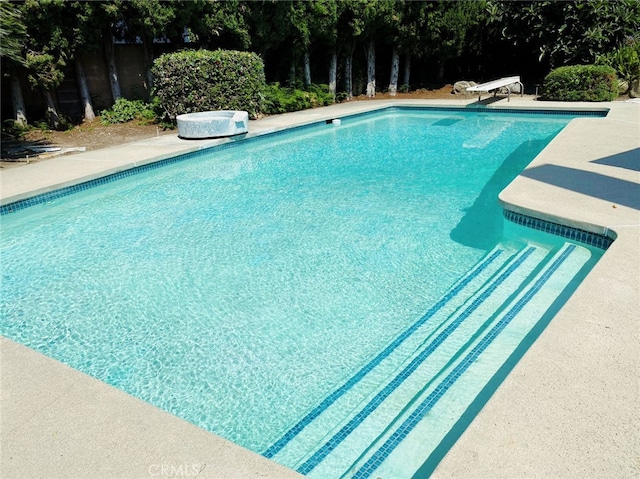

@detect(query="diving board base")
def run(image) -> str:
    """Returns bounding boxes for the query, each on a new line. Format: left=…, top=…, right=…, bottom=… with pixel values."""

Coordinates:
left=465, top=76, right=524, bottom=102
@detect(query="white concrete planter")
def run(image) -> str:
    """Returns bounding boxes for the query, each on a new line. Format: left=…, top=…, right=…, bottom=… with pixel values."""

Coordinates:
left=176, top=110, right=249, bottom=139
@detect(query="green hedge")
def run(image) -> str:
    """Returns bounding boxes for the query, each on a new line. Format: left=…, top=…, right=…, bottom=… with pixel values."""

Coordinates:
left=262, top=83, right=334, bottom=114
left=151, top=49, right=265, bottom=119
left=541, top=65, right=617, bottom=101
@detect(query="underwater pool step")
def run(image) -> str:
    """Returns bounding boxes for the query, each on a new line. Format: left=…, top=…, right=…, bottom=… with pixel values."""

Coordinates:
left=267, top=243, right=558, bottom=475
left=264, top=246, right=517, bottom=466
left=298, top=243, right=551, bottom=477
left=345, top=242, right=592, bottom=479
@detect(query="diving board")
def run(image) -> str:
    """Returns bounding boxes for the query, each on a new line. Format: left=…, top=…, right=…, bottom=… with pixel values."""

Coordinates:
left=466, top=76, right=524, bottom=102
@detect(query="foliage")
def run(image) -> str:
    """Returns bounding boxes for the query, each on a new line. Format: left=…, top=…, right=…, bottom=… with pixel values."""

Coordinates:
left=7, top=0, right=640, bottom=120
left=25, top=52, right=65, bottom=91
left=335, top=92, right=350, bottom=103
left=186, top=0, right=251, bottom=50
left=19, top=0, right=74, bottom=93
left=596, top=39, right=640, bottom=95
left=541, top=65, right=617, bottom=101
left=2, top=119, right=30, bottom=140
left=151, top=49, right=265, bottom=119
left=99, top=98, right=157, bottom=125
left=491, top=0, right=640, bottom=68
left=425, top=1, right=484, bottom=59
left=262, top=83, right=334, bottom=114
left=0, top=1, right=27, bottom=65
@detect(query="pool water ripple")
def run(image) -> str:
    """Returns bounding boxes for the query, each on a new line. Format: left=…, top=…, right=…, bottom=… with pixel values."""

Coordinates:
left=0, top=108, right=604, bottom=475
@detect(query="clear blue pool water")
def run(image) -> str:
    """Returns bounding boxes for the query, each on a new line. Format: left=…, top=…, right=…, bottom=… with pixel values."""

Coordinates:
left=0, top=107, right=605, bottom=478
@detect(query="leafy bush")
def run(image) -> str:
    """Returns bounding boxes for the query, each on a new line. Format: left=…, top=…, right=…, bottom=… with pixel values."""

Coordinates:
left=2, top=119, right=29, bottom=140
left=335, top=92, right=350, bottom=103
left=151, top=49, right=265, bottom=119
left=597, top=40, right=640, bottom=96
left=262, top=83, right=334, bottom=114
left=541, top=65, right=617, bottom=101
left=100, top=98, right=157, bottom=125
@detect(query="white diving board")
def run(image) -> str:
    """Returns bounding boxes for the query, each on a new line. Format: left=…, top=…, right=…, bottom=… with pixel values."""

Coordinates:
left=465, top=76, right=524, bottom=102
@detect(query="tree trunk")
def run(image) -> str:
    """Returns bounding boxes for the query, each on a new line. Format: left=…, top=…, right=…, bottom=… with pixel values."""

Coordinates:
left=10, top=74, right=27, bottom=126
left=75, top=58, right=96, bottom=122
left=365, top=38, right=375, bottom=98
left=103, top=28, right=121, bottom=102
left=303, top=50, right=311, bottom=87
left=328, top=51, right=337, bottom=97
left=289, top=61, right=296, bottom=87
left=345, top=54, right=353, bottom=100
left=388, top=48, right=400, bottom=96
left=143, top=37, right=154, bottom=101
left=402, top=53, right=411, bottom=88
left=437, top=60, right=445, bottom=84
left=45, top=90, right=61, bottom=129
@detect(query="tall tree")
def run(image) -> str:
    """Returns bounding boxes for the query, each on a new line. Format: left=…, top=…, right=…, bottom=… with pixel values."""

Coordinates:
left=113, top=0, right=175, bottom=99
left=302, top=0, right=339, bottom=88
left=258, top=0, right=336, bottom=87
left=396, top=1, right=431, bottom=88
left=386, top=1, right=406, bottom=96
left=313, top=0, right=340, bottom=96
left=337, top=0, right=393, bottom=98
left=1, top=1, right=28, bottom=125
left=289, top=1, right=313, bottom=86
left=358, top=0, right=396, bottom=97
left=423, top=1, right=484, bottom=83
left=336, top=0, right=361, bottom=99
left=69, top=1, right=103, bottom=121
left=98, top=1, right=125, bottom=102
left=24, top=52, right=64, bottom=127
left=248, top=0, right=295, bottom=83
left=20, top=0, right=72, bottom=127
left=21, top=0, right=104, bottom=123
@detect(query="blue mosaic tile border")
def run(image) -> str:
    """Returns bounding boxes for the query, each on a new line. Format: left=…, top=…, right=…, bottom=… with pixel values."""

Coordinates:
left=352, top=244, right=577, bottom=479
left=0, top=149, right=207, bottom=215
left=339, top=106, right=606, bottom=127
left=262, top=248, right=504, bottom=459
left=296, top=246, right=535, bottom=475
left=389, top=105, right=608, bottom=117
left=0, top=132, right=322, bottom=216
left=1, top=106, right=606, bottom=216
left=504, top=209, right=613, bottom=250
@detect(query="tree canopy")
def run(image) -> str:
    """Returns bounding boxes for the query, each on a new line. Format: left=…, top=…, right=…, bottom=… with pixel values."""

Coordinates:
left=3, top=0, right=639, bottom=123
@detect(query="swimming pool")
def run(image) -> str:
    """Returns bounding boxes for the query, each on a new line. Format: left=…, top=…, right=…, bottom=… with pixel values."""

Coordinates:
left=0, top=107, right=609, bottom=478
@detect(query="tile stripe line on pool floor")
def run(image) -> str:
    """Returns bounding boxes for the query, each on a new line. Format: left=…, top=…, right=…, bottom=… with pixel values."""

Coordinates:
left=504, top=210, right=613, bottom=250
left=261, top=248, right=504, bottom=459
left=352, top=243, right=578, bottom=479
left=296, top=246, right=536, bottom=475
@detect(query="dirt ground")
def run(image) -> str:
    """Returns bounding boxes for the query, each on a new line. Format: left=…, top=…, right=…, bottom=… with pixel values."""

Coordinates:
left=0, top=85, right=461, bottom=169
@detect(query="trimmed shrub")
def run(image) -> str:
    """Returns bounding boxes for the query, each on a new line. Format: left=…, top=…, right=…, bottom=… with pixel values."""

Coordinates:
left=151, top=49, right=265, bottom=119
left=262, top=83, right=334, bottom=114
left=541, top=65, right=617, bottom=101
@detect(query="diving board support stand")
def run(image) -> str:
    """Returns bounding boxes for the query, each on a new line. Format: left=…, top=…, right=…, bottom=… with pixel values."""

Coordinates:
left=465, top=76, right=524, bottom=102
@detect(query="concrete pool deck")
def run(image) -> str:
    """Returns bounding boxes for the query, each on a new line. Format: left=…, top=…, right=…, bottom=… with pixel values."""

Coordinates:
left=1, top=98, right=638, bottom=478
